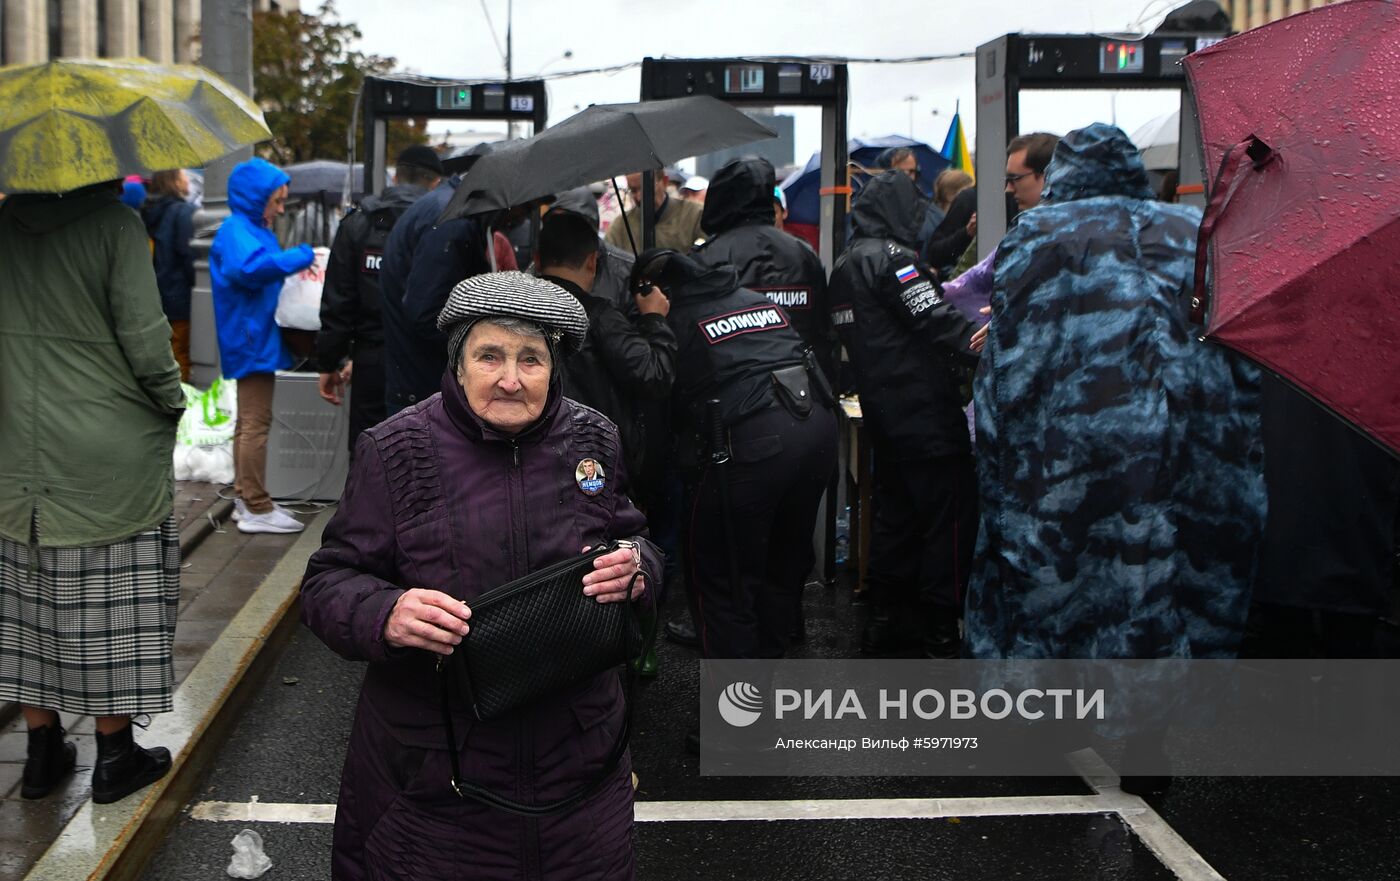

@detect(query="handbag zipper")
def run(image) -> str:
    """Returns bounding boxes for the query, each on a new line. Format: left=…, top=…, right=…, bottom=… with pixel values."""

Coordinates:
left=472, top=541, right=618, bottom=608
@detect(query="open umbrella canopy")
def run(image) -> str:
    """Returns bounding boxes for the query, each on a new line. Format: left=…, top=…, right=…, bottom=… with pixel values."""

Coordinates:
left=0, top=58, right=270, bottom=193
left=1185, top=0, right=1400, bottom=456
left=1129, top=110, right=1179, bottom=171
left=439, top=96, right=776, bottom=219
left=284, top=160, right=368, bottom=205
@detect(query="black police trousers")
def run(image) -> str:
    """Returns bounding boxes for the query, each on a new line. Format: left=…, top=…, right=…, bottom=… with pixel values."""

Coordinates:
left=686, top=403, right=838, bottom=659
left=347, top=344, right=386, bottom=458
left=865, top=447, right=978, bottom=613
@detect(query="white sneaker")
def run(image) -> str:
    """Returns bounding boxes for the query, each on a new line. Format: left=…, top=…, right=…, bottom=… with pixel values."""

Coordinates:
left=236, top=508, right=305, bottom=534
left=231, top=499, right=292, bottom=523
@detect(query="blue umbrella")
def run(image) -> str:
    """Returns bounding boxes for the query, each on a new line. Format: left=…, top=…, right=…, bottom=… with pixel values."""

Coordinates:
left=779, top=135, right=950, bottom=227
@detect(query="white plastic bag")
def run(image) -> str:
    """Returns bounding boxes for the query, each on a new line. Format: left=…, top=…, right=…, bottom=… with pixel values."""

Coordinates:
left=173, top=380, right=237, bottom=485
left=226, top=828, right=272, bottom=879
left=275, top=246, right=330, bottom=331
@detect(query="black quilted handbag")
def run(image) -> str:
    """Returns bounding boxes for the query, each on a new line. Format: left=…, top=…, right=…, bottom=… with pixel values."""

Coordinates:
left=437, top=541, right=646, bottom=815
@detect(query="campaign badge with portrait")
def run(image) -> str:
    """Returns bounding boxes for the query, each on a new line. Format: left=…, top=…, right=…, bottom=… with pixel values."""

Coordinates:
left=575, top=458, right=606, bottom=496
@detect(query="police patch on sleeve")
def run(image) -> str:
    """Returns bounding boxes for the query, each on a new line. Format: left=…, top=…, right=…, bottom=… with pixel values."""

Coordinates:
left=576, top=458, right=606, bottom=496
left=899, top=279, right=944, bottom=315
left=895, top=264, right=920, bottom=284
left=698, top=305, right=790, bottom=344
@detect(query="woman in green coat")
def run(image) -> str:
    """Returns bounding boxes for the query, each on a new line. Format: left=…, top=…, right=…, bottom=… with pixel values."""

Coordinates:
left=0, top=180, right=185, bottom=804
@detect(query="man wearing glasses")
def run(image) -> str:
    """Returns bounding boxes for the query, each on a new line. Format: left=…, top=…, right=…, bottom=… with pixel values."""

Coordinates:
left=1004, top=132, right=1059, bottom=213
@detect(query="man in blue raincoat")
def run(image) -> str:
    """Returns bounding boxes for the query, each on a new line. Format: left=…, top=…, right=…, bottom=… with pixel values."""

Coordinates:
left=211, top=157, right=316, bottom=535
left=965, top=124, right=1267, bottom=660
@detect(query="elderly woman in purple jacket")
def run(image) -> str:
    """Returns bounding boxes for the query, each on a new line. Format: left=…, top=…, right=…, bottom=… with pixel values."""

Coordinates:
left=301, top=271, right=661, bottom=881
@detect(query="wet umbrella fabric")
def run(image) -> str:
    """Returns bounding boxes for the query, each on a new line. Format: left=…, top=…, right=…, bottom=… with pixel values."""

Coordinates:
left=438, top=96, right=776, bottom=220
left=1129, top=110, right=1179, bottom=172
left=284, top=160, right=366, bottom=205
left=1184, top=0, right=1400, bottom=455
left=0, top=58, right=270, bottom=193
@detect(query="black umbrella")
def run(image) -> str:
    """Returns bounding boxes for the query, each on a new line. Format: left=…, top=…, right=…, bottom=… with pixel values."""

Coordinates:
left=437, top=96, right=777, bottom=222
left=284, top=160, right=366, bottom=204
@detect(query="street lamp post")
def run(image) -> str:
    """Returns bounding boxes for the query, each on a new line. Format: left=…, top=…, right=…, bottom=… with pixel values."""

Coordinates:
left=904, top=94, right=918, bottom=138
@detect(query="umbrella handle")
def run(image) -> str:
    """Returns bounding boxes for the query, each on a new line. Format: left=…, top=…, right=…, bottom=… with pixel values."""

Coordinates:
left=1191, top=135, right=1276, bottom=327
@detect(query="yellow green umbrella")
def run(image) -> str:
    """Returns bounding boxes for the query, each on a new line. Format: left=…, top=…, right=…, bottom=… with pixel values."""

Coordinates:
left=0, top=57, right=272, bottom=194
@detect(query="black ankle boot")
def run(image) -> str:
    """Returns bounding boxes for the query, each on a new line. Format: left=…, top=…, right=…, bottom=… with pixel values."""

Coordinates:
left=921, top=606, right=963, bottom=660
left=22, top=724, right=77, bottom=800
left=91, top=723, right=172, bottom=805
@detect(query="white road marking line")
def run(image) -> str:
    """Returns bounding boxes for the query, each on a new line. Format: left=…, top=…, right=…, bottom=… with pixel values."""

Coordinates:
left=1068, top=749, right=1229, bottom=881
left=192, top=801, right=337, bottom=824
left=190, top=793, right=1115, bottom=826
left=634, top=795, right=1112, bottom=822
left=190, top=755, right=1226, bottom=881
left=1115, top=806, right=1229, bottom=881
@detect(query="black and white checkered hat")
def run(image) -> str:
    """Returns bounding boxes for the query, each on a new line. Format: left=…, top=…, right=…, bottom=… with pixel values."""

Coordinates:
left=437, top=271, right=589, bottom=358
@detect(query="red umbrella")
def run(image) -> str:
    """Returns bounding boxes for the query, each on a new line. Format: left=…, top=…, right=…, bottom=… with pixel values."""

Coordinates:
left=1185, top=0, right=1400, bottom=456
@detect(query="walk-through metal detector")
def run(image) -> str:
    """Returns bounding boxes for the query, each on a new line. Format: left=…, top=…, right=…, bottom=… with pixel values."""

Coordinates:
left=640, top=57, right=851, bottom=584
left=639, top=57, right=850, bottom=271
left=361, top=74, right=548, bottom=195
left=974, top=32, right=1227, bottom=257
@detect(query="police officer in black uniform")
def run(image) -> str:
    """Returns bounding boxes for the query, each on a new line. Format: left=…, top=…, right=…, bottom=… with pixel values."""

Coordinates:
left=829, top=170, right=980, bottom=658
left=692, top=157, right=835, bottom=379
left=317, top=146, right=444, bottom=451
left=633, top=249, right=837, bottom=675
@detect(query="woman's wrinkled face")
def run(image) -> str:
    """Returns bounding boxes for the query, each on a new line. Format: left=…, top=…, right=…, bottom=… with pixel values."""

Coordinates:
left=457, top=322, right=552, bottom=434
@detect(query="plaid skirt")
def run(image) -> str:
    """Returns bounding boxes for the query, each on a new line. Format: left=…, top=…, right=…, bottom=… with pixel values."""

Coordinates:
left=0, top=515, right=180, bottom=716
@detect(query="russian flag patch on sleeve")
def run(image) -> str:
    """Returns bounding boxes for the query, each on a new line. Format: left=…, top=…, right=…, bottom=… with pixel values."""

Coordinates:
left=895, top=264, right=920, bottom=284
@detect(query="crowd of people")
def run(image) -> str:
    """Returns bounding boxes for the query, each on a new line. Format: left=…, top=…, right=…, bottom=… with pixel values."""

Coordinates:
left=2, top=117, right=1396, bottom=880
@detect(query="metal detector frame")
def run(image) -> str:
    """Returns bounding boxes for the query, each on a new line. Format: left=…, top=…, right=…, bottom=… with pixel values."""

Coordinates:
left=360, top=74, right=548, bottom=196
left=974, top=32, right=1227, bottom=257
left=639, top=57, right=851, bottom=585
left=638, top=57, right=850, bottom=272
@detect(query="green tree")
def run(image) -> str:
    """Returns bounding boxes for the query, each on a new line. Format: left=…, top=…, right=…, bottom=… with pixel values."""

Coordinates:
left=252, top=0, right=426, bottom=165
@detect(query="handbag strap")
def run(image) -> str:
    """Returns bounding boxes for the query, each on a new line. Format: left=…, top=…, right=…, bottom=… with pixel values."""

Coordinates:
left=438, top=569, right=644, bottom=817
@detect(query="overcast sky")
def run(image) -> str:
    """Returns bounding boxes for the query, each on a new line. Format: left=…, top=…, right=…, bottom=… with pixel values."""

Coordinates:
left=335, top=0, right=1188, bottom=169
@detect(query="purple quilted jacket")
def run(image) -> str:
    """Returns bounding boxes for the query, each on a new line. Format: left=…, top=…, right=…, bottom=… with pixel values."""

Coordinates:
left=301, top=369, right=660, bottom=881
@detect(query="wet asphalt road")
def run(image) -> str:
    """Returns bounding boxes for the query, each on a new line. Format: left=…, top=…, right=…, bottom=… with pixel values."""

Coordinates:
left=139, top=582, right=1400, bottom=881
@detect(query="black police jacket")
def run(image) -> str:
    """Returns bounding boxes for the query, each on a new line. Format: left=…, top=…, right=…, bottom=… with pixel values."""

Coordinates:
left=543, top=276, right=677, bottom=476
left=665, top=261, right=809, bottom=437
left=380, top=178, right=491, bottom=411
left=317, top=184, right=427, bottom=373
left=693, top=159, right=834, bottom=371
left=828, top=172, right=978, bottom=459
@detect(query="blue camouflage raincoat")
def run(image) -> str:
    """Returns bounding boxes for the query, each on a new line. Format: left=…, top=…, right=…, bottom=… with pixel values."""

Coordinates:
left=964, top=124, right=1266, bottom=660
left=210, top=158, right=315, bottom=379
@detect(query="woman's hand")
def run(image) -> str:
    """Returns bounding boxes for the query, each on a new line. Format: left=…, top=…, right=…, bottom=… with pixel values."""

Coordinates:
left=970, top=306, right=993, bottom=353
left=384, top=589, right=472, bottom=655
left=582, top=544, right=646, bottom=603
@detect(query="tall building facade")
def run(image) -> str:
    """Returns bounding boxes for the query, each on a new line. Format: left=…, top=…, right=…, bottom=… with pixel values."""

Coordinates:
left=1220, top=0, right=1341, bottom=31
left=0, top=0, right=296, bottom=66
